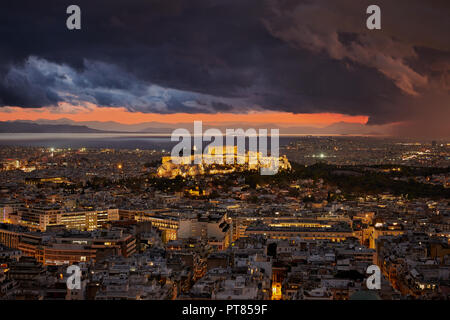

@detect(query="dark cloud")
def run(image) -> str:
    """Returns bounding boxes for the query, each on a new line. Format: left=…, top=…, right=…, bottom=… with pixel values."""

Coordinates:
left=0, top=0, right=449, bottom=135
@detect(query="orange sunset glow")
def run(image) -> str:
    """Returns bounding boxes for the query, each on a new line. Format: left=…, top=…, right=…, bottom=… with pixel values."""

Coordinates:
left=0, top=105, right=368, bottom=126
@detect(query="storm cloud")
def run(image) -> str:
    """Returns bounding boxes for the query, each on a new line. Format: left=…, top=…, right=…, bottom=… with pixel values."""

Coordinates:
left=0, top=0, right=449, bottom=135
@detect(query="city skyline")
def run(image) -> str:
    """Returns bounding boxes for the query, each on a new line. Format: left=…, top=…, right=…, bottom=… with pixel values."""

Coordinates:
left=0, top=0, right=449, bottom=305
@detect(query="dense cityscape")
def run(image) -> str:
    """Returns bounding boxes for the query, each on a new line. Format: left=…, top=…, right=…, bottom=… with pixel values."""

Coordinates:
left=0, top=137, right=449, bottom=300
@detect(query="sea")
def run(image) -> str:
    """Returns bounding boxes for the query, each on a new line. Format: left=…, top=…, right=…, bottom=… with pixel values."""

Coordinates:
left=0, top=133, right=371, bottom=151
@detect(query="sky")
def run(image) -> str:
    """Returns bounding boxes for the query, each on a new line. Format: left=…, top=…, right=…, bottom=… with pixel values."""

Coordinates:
left=0, top=105, right=368, bottom=126
left=0, top=0, right=449, bottom=137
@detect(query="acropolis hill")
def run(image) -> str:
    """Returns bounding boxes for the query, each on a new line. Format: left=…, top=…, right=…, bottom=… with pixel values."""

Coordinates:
left=157, top=146, right=291, bottom=178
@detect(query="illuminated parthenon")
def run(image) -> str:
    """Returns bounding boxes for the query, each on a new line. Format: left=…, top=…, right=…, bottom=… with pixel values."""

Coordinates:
left=157, top=146, right=291, bottom=178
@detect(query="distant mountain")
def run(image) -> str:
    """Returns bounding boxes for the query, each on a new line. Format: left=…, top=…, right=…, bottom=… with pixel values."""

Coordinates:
left=280, top=122, right=381, bottom=135
left=0, top=121, right=108, bottom=133
left=32, top=119, right=177, bottom=132
left=3, top=119, right=392, bottom=136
